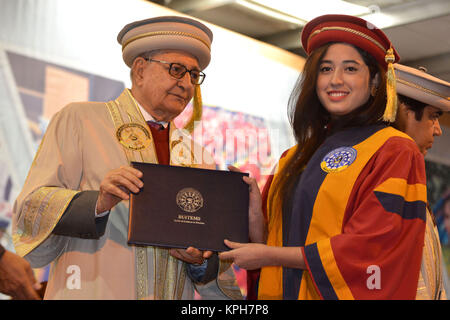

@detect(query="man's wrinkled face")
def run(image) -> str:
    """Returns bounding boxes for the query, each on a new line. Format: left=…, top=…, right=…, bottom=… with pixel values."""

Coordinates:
left=397, top=104, right=443, bottom=156
left=133, top=51, right=199, bottom=121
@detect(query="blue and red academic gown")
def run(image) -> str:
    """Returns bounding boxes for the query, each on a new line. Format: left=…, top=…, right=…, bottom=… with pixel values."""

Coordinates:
left=257, top=124, right=427, bottom=300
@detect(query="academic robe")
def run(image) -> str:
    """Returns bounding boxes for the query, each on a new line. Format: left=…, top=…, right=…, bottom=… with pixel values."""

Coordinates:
left=258, top=124, right=427, bottom=300
left=416, top=207, right=447, bottom=299
left=12, top=89, right=241, bottom=300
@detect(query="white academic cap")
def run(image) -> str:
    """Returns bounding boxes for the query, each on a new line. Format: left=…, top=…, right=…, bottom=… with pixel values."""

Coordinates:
left=117, top=16, right=213, bottom=70
left=394, top=63, right=450, bottom=111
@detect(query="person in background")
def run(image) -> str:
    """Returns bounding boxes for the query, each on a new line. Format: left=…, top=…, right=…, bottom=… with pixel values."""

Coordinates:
left=393, top=63, right=449, bottom=299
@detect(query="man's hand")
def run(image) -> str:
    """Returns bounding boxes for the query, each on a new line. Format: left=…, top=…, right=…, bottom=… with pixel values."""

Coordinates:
left=169, top=247, right=213, bottom=265
left=0, top=251, right=41, bottom=300
left=96, top=166, right=143, bottom=214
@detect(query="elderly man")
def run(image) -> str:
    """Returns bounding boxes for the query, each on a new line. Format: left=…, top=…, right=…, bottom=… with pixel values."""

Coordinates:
left=394, top=63, right=449, bottom=299
left=12, top=16, right=241, bottom=300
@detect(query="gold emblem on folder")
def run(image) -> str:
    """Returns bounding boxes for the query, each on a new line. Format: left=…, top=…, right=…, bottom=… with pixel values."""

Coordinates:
left=176, top=188, right=203, bottom=213
left=116, top=123, right=151, bottom=150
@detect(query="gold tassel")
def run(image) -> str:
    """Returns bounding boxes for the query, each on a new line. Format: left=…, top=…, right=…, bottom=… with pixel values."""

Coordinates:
left=183, top=85, right=203, bottom=133
left=383, top=47, right=398, bottom=122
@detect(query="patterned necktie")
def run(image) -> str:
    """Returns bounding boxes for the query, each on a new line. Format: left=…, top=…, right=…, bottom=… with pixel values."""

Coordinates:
left=146, top=121, right=165, bottom=131
left=146, top=121, right=170, bottom=165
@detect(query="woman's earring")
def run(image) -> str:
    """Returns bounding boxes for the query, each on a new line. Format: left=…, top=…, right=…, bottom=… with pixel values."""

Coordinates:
left=371, top=86, right=377, bottom=97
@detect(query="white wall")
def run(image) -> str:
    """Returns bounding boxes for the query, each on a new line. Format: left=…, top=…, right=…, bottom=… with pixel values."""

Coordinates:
left=0, top=0, right=304, bottom=177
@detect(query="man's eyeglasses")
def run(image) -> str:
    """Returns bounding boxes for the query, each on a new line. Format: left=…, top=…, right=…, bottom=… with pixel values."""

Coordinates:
left=145, top=58, right=206, bottom=85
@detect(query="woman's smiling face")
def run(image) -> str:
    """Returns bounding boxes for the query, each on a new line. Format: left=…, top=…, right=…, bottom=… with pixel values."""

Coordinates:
left=316, top=43, right=373, bottom=116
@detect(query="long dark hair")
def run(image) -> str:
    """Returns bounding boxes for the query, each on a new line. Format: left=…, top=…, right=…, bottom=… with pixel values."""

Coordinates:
left=270, top=42, right=387, bottom=214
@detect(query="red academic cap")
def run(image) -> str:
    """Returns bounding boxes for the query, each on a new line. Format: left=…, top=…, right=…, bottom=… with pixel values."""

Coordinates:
left=301, top=14, right=401, bottom=122
left=301, top=14, right=400, bottom=70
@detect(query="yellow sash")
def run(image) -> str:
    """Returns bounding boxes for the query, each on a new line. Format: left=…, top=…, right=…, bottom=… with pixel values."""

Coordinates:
left=258, top=146, right=298, bottom=300
left=258, top=127, right=415, bottom=300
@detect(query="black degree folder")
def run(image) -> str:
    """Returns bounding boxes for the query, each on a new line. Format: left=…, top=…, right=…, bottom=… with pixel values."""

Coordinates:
left=128, top=162, right=249, bottom=252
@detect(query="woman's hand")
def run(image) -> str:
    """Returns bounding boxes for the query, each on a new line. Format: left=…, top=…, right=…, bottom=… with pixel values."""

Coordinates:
left=228, top=165, right=267, bottom=243
left=219, top=240, right=271, bottom=270
left=219, top=240, right=306, bottom=270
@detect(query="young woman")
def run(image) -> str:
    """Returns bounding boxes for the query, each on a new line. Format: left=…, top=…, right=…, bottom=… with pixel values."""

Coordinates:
left=220, top=14, right=428, bottom=300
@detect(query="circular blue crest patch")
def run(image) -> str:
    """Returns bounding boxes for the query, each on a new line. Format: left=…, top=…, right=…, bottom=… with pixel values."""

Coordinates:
left=320, top=147, right=357, bottom=173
